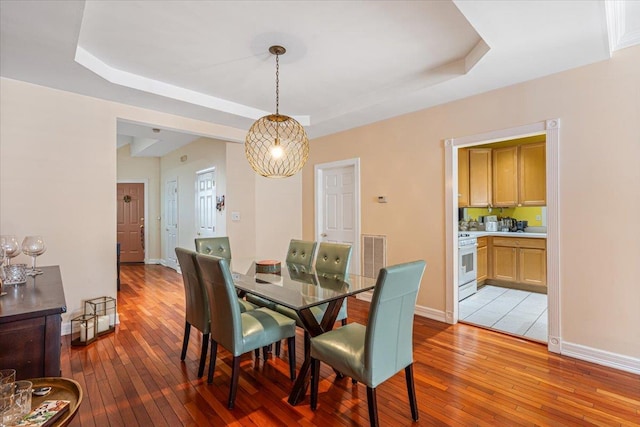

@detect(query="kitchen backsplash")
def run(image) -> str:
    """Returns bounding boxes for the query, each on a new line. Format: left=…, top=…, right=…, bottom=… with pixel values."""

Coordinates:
left=465, top=206, right=546, bottom=226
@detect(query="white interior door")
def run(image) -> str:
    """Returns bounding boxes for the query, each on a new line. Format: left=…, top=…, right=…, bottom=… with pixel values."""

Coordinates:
left=165, top=178, right=179, bottom=271
left=196, top=168, right=216, bottom=238
left=315, top=159, right=361, bottom=275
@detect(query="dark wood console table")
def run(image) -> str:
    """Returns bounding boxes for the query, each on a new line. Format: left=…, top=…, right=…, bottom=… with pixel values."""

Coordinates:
left=0, top=266, right=67, bottom=379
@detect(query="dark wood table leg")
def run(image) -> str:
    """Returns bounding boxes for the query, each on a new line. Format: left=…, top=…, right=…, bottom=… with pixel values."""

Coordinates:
left=287, top=299, right=344, bottom=405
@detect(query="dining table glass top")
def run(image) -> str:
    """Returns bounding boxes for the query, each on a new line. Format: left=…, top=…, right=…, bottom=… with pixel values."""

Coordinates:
left=229, top=259, right=377, bottom=311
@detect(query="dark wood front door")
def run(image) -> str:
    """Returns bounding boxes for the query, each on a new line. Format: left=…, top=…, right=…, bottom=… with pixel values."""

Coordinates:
left=117, top=183, right=145, bottom=263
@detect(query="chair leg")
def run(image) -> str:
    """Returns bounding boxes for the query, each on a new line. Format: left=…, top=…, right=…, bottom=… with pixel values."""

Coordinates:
left=180, top=321, right=191, bottom=361
left=254, top=349, right=260, bottom=360
left=197, top=333, right=209, bottom=378
left=341, top=318, right=347, bottom=326
left=310, top=358, right=320, bottom=410
left=366, top=387, right=379, bottom=427
left=228, top=356, right=241, bottom=409
left=275, top=340, right=282, bottom=357
left=304, top=331, right=310, bottom=355
left=262, top=346, right=269, bottom=361
left=405, top=364, right=419, bottom=421
left=207, top=340, right=218, bottom=384
left=287, top=336, right=296, bottom=381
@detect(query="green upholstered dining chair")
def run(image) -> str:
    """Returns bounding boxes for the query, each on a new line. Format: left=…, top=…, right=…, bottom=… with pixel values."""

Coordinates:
left=195, top=254, right=298, bottom=409
left=175, top=248, right=256, bottom=378
left=314, top=242, right=352, bottom=326
left=309, top=260, right=426, bottom=427
left=195, top=237, right=232, bottom=260
left=175, top=247, right=210, bottom=378
left=275, top=242, right=352, bottom=356
left=285, top=239, right=317, bottom=270
left=246, top=239, right=318, bottom=312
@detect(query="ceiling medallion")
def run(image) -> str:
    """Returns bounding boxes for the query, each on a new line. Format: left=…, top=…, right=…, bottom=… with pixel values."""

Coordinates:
left=245, top=45, right=309, bottom=178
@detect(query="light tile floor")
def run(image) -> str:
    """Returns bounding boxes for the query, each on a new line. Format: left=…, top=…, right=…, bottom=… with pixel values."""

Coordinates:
left=459, top=285, right=548, bottom=342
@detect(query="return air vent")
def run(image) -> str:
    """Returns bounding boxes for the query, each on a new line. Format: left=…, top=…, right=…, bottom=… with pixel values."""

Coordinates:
left=362, top=234, right=386, bottom=278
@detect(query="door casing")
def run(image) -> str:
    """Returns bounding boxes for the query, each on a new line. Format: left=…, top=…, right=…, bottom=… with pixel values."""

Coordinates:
left=445, top=119, right=561, bottom=354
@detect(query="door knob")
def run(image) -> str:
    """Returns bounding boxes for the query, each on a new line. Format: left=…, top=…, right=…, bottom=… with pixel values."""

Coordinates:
left=321, top=233, right=327, bottom=237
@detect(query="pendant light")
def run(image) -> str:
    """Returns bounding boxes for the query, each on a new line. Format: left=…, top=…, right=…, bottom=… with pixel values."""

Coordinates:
left=245, top=46, right=309, bottom=178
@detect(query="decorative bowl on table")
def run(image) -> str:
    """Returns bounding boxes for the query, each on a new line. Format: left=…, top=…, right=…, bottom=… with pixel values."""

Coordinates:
left=255, top=260, right=281, bottom=274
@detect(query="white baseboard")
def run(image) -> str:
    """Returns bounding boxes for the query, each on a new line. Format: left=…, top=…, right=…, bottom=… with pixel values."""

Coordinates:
left=61, top=321, right=71, bottom=336
left=355, top=291, right=373, bottom=302
left=61, top=314, right=121, bottom=337
left=145, top=258, right=161, bottom=264
left=414, top=304, right=447, bottom=323
left=355, top=293, right=447, bottom=323
left=562, top=341, right=640, bottom=375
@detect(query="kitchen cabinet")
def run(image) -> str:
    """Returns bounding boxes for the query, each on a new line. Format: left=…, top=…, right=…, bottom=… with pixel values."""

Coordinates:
left=477, top=237, right=488, bottom=283
left=519, top=142, right=546, bottom=206
left=490, top=237, right=546, bottom=291
left=492, top=146, right=518, bottom=206
left=469, top=148, right=492, bottom=207
left=458, top=148, right=470, bottom=207
left=492, top=143, right=546, bottom=207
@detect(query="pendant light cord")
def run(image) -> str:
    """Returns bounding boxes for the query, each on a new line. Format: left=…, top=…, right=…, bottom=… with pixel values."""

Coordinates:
left=275, top=53, right=280, bottom=116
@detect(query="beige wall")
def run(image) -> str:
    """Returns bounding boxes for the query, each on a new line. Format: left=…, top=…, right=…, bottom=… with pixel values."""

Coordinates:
left=1, top=79, right=117, bottom=321
left=303, top=45, right=640, bottom=358
left=117, top=146, right=161, bottom=261
left=255, top=173, right=303, bottom=260
left=225, top=143, right=257, bottom=260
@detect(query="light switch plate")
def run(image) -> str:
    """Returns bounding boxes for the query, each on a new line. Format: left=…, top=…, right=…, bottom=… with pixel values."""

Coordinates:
left=231, top=211, right=240, bottom=221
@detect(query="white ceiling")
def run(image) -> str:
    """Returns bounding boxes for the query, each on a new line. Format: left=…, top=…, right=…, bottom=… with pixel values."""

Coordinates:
left=2, top=1, right=639, bottom=157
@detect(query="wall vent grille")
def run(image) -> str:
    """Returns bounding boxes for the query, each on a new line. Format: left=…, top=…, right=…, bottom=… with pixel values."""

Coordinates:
left=362, top=234, right=386, bottom=278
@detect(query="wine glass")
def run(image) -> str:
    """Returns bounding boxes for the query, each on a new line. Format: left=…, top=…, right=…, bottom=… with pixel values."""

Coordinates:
left=0, top=236, right=20, bottom=265
left=21, top=236, right=46, bottom=276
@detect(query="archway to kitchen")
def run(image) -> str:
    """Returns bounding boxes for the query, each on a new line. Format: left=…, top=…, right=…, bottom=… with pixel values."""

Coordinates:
left=444, top=119, right=560, bottom=354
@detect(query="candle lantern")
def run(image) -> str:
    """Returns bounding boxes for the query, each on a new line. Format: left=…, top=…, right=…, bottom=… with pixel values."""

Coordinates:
left=71, top=314, right=97, bottom=346
left=84, top=296, right=117, bottom=335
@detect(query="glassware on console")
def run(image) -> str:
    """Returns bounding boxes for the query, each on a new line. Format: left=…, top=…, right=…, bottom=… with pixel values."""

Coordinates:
left=21, top=236, right=46, bottom=276
left=0, top=236, right=20, bottom=265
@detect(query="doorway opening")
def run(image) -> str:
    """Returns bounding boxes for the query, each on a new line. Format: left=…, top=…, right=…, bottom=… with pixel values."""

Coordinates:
left=445, top=119, right=561, bottom=353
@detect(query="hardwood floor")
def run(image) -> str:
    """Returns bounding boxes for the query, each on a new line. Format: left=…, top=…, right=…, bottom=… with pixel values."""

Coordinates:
left=62, top=264, right=640, bottom=426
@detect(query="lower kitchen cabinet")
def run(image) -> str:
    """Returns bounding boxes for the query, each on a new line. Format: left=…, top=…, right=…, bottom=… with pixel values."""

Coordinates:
left=489, top=237, right=546, bottom=292
left=477, top=237, right=488, bottom=284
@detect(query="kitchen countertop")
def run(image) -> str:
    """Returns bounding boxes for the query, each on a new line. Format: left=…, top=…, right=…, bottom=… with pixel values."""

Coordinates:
left=462, top=231, right=547, bottom=238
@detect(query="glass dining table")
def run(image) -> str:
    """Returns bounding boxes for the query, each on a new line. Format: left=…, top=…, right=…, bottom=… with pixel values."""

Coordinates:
left=229, top=259, right=377, bottom=405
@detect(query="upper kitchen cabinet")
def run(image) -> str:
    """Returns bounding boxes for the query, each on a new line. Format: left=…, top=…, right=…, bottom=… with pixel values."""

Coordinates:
left=492, top=146, right=518, bottom=206
left=469, top=148, right=492, bottom=207
left=493, top=142, right=546, bottom=207
left=519, top=142, right=546, bottom=206
left=458, top=148, right=470, bottom=207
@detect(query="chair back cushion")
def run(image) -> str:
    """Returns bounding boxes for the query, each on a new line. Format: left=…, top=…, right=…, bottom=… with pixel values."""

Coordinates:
left=195, top=254, right=243, bottom=354
left=314, top=242, right=352, bottom=277
left=365, top=260, right=426, bottom=388
left=286, top=240, right=317, bottom=269
left=195, top=237, right=232, bottom=260
left=175, top=247, right=210, bottom=333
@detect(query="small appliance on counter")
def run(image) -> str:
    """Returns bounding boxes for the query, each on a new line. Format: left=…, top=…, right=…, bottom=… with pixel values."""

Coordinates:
left=516, top=220, right=528, bottom=232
